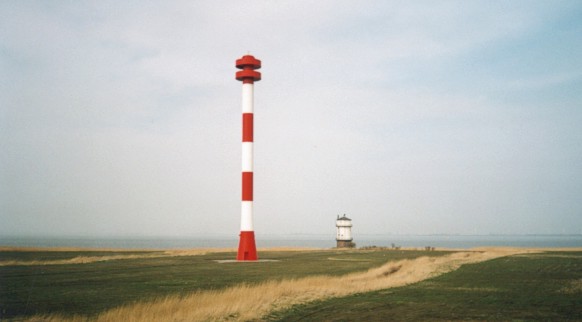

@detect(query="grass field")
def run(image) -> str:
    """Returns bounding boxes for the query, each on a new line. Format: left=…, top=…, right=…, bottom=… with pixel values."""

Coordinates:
left=1, top=248, right=580, bottom=321
left=0, top=250, right=159, bottom=262
left=0, top=248, right=448, bottom=320
left=267, top=251, right=582, bottom=321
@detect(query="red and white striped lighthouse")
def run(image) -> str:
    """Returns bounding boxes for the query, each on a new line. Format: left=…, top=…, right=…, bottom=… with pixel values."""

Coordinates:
left=235, top=54, right=261, bottom=261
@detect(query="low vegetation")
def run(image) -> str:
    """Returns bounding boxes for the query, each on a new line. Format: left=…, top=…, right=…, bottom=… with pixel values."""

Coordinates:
left=3, top=247, right=579, bottom=321
left=0, top=248, right=447, bottom=320
left=268, top=251, right=582, bottom=321
left=86, top=250, right=511, bottom=321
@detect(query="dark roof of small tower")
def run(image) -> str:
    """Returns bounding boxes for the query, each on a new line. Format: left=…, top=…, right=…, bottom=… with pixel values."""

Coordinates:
left=337, top=214, right=351, bottom=221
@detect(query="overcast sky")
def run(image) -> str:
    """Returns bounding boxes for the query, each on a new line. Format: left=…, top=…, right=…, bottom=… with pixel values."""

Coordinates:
left=1, top=1, right=581, bottom=239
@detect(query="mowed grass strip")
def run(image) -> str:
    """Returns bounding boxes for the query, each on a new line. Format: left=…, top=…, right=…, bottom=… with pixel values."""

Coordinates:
left=0, top=249, right=447, bottom=319
left=267, top=251, right=582, bottom=321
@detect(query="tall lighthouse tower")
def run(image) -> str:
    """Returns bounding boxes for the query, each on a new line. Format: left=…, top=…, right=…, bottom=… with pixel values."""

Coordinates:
left=235, top=54, right=261, bottom=261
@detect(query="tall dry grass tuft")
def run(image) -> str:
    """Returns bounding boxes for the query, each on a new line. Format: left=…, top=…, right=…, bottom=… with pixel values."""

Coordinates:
left=34, top=249, right=526, bottom=322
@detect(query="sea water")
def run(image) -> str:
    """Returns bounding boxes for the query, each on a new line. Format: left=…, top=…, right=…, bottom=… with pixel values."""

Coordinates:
left=1, top=234, right=581, bottom=249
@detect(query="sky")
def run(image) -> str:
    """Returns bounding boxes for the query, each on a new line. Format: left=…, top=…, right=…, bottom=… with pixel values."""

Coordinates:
left=1, top=1, right=581, bottom=239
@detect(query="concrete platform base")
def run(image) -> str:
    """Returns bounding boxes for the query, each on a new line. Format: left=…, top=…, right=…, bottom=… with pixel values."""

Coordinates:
left=214, top=259, right=280, bottom=263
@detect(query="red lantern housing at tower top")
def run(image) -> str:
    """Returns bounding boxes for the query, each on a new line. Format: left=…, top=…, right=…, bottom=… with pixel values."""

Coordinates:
left=236, top=55, right=261, bottom=84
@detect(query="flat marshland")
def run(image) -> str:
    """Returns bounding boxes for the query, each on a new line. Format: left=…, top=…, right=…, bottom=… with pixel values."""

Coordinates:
left=0, top=248, right=447, bottom=320
left=0, top=247, right=580, bottom=321
left=268, top=251, right=582, bottom=321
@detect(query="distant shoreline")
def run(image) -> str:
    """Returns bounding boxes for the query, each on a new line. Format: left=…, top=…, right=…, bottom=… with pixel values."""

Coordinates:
left=1, top=234, right=580, bottom=250
left=1, top=245, right=581, bottom=253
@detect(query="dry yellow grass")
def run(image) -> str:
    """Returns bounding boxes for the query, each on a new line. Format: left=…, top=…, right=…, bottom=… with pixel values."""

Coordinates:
left=0, top=247, right=329, bottom=266
left=27, top=248, right=531, bottom=322
left=0, top=254, right=168, bottom=266
left=0, top=246, right=159, bottom=252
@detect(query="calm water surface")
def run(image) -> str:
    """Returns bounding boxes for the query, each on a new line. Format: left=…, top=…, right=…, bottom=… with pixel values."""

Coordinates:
left=1, top=234, right=580, bottom=249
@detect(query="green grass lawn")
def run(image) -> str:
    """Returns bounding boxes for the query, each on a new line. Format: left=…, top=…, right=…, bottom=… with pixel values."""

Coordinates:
left=0, top=249, right=445, bottom=319
left=267, top=251, right=582, bottom=321
left=0, top=250, right=162, bottom=262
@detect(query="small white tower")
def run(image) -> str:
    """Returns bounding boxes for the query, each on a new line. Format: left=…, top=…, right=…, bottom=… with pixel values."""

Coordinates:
left=336, top=214, right=354, bottom=248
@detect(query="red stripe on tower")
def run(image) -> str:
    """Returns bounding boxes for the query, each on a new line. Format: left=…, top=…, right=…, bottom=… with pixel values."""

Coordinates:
left=242, top=172, right=253, bottom=201
left=235, top=54, right=261, bottom=261
left=242, top=113, right=253, bottom=142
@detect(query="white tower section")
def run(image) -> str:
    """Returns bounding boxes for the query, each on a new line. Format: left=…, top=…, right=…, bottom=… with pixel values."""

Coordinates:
left=336, top=214, right=353, bottom=248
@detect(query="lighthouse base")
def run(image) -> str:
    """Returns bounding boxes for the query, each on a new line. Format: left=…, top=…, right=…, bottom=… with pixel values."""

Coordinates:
left=237, top=231, right=258, bottom=261
left=336, top=240, right=355, bottom=248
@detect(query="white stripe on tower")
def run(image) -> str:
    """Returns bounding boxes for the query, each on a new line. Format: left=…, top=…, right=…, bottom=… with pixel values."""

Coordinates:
left=241, top=84, right=253, bottom=232
left=235, top=54, right=261, bottom=261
